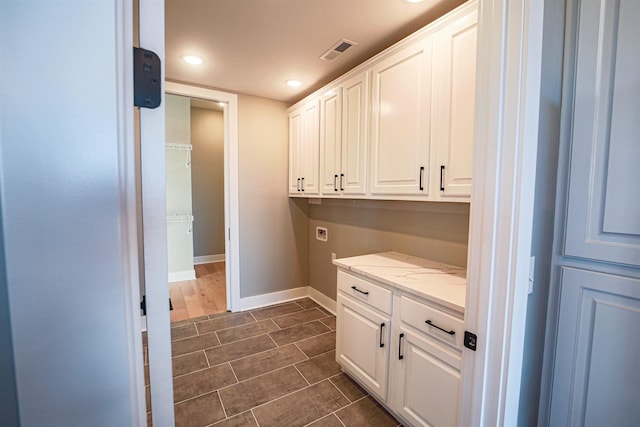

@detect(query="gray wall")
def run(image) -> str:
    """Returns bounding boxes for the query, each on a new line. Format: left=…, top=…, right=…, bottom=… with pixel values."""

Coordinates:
left=0, top=193, right=19, bottom=426
left=0, top=1, right=138, bottom=425
left=309, top=199, right=469, bottom=301
left=191, top=107, right=225, bottom=258
left=238, top=95, right=310, bottom=298
left=517, top=0, right=565, bottom=424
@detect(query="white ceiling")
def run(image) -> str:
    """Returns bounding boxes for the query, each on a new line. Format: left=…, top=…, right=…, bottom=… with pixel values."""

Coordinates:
left=165, top=0, right=467, bottom=104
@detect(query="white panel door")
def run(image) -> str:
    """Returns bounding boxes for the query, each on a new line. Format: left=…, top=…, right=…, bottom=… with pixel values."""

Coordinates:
left=395, top=329, right=461, bottom=427
left=300, top=100, right=320, bottom=195
left=336, top=294, right=391, bottom=401
left=433, top=9, right=478, bottom=199
left=288, top=108, right=302, bottom=195
left=341, top=71, right=369, bottom=195
left=370, top=39, right=432, bottom=196
left=319, top=89, right=343, bottom=196
left=564, top=0, right=640, bottom=267
left=550, top=268, right=640, bottom=426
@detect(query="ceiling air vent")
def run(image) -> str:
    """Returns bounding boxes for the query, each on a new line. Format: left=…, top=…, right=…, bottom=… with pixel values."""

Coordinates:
left=320, top=39, right=358, bottom=62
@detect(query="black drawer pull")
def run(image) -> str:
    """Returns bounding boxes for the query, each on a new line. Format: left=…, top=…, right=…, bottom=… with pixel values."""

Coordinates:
left=297, top=178, right=301, bottom=191
left=419, top=166, right=425, bottom=191
left=351, top=286, right=369, bottom=295
left=398, top=333, right=404, bottom=360
left=334, top=175, right=338, bottom=191
left=340, top=173, right=344, bottom=191
left=425, top=320, right=455, bottom=335
left=380, top=323, right=385, bottom=348
left=301, top=177, right=305, bottom=191
left=440, top=165, right=445, bottom=191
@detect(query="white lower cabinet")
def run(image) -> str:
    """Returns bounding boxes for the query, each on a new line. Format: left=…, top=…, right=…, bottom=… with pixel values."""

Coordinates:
left=336, top=293, right=391, bottom=401
left=394, top=329, right=461, bottom=427
left=336, top=269, right=464, bottom=426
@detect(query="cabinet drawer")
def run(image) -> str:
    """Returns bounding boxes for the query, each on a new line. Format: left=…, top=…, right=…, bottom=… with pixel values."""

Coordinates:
left=400, top=295, right=464, bottom=350
left=338, top=270, right=392, bottom=315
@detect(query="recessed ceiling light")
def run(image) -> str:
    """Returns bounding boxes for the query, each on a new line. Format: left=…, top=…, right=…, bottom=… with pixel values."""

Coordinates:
left=183, top=55, right=203, bottom=65
left=405, top=0, right=425, bottom=3
left=286, top=79, right=302, bottom=88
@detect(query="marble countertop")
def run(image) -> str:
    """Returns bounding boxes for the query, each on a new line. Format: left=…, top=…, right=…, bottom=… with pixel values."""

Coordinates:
left=333, top=251, right=467, bottom=313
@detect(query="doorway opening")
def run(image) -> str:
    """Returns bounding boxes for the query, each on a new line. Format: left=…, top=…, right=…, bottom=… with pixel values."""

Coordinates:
left=165, top=94, right=228, bottom=320
left=164, top=82, right=240, bottom=317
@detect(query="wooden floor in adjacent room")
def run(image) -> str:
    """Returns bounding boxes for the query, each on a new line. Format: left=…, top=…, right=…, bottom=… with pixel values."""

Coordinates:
left=169, top=262, right=227, bottom=322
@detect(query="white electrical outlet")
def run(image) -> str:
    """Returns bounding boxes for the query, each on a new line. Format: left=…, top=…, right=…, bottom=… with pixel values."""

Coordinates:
left=316, top=226, right=328, bottom=242
left=331, top=252, right=336, bottom=260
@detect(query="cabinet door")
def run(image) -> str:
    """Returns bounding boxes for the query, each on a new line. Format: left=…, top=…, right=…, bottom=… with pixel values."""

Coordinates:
left=341, top=71, right=369, bottom=195
left=563, top=0, right=640, bottom=266
left=550, top=268, right=640, bottom=426
left=319, top=89, right=343, bottom=196
left=395, top=329, right=461, bottom=427
left=336, top=294, right=391, bottom=401
left=370, top=39, right=432, bottom=196
left=288, top=108, right=302, bottom=195
left=433, top=9, right=478, bottom=199
left=299, top=100, right=320, bottom=195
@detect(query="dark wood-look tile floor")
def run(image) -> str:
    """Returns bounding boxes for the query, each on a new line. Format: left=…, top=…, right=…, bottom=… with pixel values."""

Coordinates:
left=144, top=298, right=402, bottom=427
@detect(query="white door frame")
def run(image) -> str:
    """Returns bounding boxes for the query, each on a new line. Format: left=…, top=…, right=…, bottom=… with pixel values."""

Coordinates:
left=164, top=81, right=240, bottom=313
left=137, top=0, right=546, bottom=424
left=459, top=0, right=544, bottom=425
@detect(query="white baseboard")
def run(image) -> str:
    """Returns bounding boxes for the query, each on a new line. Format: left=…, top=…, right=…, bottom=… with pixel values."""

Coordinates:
left=235, top=285, right=337, bottom=314
left=238, top=286, right=309, bottom=311
left=194, top=254, right=225, bottom=265
left=308, top=286, right=337, bottom=315
left=168, top=269, right=196, bottom=283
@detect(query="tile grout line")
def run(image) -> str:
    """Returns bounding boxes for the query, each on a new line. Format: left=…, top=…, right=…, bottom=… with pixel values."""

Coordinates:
left=293, top=363, right=312, bottom=386
left=328, top=374, right=355, bottom=403
left=216, top=389, right=229, bottom=421
left=250, top=409, right=261, bottom=427
left=202, top=348, right=212, bottom=368
left=292, top=342, right=310, bottom=360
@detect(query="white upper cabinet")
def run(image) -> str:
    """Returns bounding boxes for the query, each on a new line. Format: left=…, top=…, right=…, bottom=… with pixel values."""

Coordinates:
left=289, top=99, right=320, bottom=196
left=563, top=0, right=640, bottom=267
left=369, top=38, right=432, bottom=197
left=432, top=9, right=478, bottom=200
left=319, top=88, right=343, bottom=195
left=288, top=0, right=478, bottom=203
left=319, top=72, right=369, bottom=197
left=341, top=71, right=369, bottom=196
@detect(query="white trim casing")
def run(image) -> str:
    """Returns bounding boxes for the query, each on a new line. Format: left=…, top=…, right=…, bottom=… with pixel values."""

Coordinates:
left=164, top=82, right=240, bottom=313
left=168, top=270, right=196, bottom=283
left=115, top=1, right=146, bottom=425
left=459, top=0, right=544, bottom=425
left=139, top=1, right=175, bottom=426
left=194, top=254, right=225, bottom=264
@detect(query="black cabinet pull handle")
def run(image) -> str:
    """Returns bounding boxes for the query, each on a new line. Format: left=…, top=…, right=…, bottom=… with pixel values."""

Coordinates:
left=351, top=285, right=369, bottom=295
left=425, top=320, right=455, bottom=335
left=379, top=323, right=385, bottom=348
left=398, top=333, right=404, bottom=359
left=301, top=177, right=305, bottom=192
left=297, top=178, right=301, bottom=192
left=419, top=166, right=425, bottom=191
left=334, top=175, right=338, bottom=191
left=340, top=173, right=344, bottom=191
left=440, top=165, right=445, bottom=191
